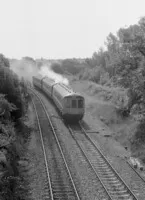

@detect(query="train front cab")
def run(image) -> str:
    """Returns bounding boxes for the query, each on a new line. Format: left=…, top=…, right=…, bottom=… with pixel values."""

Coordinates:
left=62, top=95, right=85, bottom=122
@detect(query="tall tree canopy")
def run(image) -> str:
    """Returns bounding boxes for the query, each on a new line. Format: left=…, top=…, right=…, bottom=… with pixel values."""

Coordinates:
left=85, top=17, right=145, bottom=114
left=0, top=54, right=10, bottom=68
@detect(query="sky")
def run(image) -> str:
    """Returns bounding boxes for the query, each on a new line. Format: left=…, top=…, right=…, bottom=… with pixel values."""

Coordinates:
left=0, top=0, right=145, bottom=59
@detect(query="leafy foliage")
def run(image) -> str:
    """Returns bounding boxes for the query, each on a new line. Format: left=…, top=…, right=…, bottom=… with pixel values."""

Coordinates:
left=78, top=66, right=105, bottom=84
left=51, top=62, right=64, bottom=74
left=132, top=118, right=145, bottom=145
left=22, top=56, right=36, bottom=65
left=0, top=54, right=29, bottom=199
left=79, top=17, right=145, bottom=116
left=0, top=67, right=24, bottom=119
left=0, top=54, right=10, bottom=68
left=0, top=94, right=17, bottom=120
left=61, top=59, right=86, bottom=75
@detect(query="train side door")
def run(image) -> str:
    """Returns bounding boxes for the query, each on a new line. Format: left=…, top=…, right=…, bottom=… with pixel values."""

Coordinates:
left=64, top=97, right=71, bottom=111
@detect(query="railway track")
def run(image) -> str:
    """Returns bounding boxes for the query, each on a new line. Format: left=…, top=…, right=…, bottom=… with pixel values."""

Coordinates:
left=29, top=87, right=145, bottom=199
left=30, top=89, right=80, bottom=200
left=67, top=122, right=140, bottom=200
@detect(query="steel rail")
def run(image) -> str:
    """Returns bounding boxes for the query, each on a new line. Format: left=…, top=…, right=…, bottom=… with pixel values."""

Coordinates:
left=31, top=96, right=54, bottom=199
left=30, top=88, right=81, bottom=200
left=67, top=124, right=113, bottom=200
left=79, top=121, right=139, bottom=200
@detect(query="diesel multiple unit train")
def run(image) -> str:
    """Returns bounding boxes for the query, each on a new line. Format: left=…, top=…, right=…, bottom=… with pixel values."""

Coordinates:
left=32, top=75, right=85, bottom=121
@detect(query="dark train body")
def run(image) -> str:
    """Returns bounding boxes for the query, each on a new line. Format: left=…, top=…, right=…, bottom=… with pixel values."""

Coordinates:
left=32, top=75, right=85, bottom=122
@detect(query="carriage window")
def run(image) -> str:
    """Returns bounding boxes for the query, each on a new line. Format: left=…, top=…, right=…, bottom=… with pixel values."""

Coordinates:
left=72, top=100, right=77, bottom=108
left=78, top=99, right=83, bottom=108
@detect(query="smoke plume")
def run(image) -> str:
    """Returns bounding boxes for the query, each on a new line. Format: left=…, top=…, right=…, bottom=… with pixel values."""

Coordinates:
left=39, top=65, right=69, bottom=85
left=10, top=59, right=39, bottom=83
left=10, top=59, right=69, bottom=85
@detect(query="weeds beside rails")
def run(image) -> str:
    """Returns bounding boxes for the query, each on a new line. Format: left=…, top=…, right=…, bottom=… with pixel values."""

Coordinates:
left=129, top=157, right=144, bottom=171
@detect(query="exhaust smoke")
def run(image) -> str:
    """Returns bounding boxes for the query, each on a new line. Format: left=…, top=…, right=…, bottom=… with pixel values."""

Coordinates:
left=39, top=65, right=69, bottom=85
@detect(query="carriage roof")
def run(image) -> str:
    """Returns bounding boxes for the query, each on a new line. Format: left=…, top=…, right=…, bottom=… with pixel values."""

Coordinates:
left=42, top=76, right=56, bottom=86
left=53, top=82, right=82, bottom=98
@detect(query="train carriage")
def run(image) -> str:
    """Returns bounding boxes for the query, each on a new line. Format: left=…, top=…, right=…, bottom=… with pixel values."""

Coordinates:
left=32, top=75, right=85, bottom=122
left=42, top=77, right=55, bottom=98
left=52, top=83, right=85, bottom=121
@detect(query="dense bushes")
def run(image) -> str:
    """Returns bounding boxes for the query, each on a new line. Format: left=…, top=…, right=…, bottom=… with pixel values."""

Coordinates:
left=78, top=66, right=110, bottom=85
left=0, top=54, right=29, bottom=199
left=0, top=54, right=10, bottom=68
left=51, top=62, right=64, bottom=74
left=78, top=17, right=145, bottom=149
left=77, top=17, right=145, bottom=119
left=0, top=67, right=26, bottom=120
left=134, top=118, right=145, bottom=144
left=48, top=59, right=87, bottom=76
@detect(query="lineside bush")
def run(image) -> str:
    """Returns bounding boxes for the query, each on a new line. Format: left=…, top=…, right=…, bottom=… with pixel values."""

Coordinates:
left=0, top=54, right=29, bottom=199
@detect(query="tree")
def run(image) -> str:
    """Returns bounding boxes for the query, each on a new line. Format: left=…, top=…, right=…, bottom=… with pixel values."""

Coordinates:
left=0, top=67, right=24, bottom=119
left=51, top=62, right=63, bottom=74
left=61, top=59, right=82, bottom=74
left=0, top=94, right=16, bottom=120
left=106, top=17, right=145, bottom=113
left=0, top=54, right=10, bottom=68
left=22, top=56, right=35, bottom=64
left=92, top=48, right=108, bottom=69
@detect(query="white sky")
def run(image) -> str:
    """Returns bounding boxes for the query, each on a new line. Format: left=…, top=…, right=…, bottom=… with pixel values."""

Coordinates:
left=0, top=0, right=145, bottom=59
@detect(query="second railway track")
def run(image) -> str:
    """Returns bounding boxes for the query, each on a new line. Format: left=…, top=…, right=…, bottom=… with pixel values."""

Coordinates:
left=30, top=89, right=80, bottom=200
left=29, top=87, right=145, bottom=200
left=67, top=122, right=142, bottom=200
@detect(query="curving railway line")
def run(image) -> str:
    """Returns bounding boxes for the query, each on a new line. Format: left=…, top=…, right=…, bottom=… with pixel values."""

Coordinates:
left=30, top=88, right=80, bottom=200
left=67, top=122, right=141, bottom=200
left=29, top=87, right=145, bottom=199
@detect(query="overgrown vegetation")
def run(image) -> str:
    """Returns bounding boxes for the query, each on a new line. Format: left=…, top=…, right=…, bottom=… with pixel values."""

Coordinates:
left=41, top=17, right=145, bottom=160
left=0, top=54, right=29, bottom=199
left=49, top=59, right=88, bottom=75
left=86, top=17, right=145, bottom=147
left=82, top=18, right=145, bottom=117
